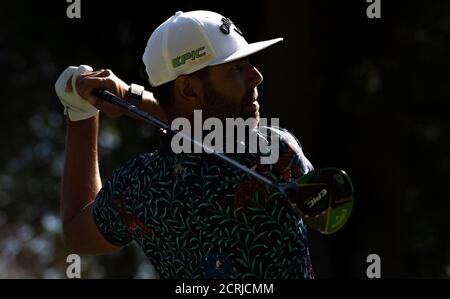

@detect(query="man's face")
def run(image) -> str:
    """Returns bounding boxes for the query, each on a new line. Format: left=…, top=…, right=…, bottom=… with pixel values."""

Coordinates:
left=199, top=57, right=263, bottom=121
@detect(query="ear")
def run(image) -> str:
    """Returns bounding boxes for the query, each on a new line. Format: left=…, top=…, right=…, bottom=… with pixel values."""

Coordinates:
left=174, top=75, right=204, bottom=104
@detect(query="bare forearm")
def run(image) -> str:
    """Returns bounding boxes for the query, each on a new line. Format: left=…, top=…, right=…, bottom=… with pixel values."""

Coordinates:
left=137, top=90, right=168, bottom=123
left=61, top=115, right=101, bottom=229
left=56, top=67, right=127, bottom=254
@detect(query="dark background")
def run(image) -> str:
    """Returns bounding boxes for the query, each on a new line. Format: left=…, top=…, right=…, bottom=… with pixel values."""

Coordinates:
left=0, top=0, right=448, bottom=278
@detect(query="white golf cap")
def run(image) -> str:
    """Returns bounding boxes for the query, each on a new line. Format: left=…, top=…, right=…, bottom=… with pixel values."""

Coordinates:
left=142, top=10, right=283, bottom=87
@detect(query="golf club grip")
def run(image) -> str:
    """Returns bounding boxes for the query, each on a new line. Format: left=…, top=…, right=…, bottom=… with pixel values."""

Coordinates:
left=93, top=89, right=128, bottom=109
left=93, top=89, right=171, bottom=131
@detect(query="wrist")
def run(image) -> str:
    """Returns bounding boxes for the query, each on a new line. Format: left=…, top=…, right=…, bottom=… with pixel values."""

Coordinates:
left=127, top=83, right=145, bottom=107
left=66, top=113, right=99, bottom=126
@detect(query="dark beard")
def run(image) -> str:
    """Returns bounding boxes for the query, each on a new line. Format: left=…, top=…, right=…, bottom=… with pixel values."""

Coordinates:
left=201, top=82, right=260, bottom=123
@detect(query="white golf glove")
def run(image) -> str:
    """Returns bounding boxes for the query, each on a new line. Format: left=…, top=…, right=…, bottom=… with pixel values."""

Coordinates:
left=54, top=65, right=99, bottom=121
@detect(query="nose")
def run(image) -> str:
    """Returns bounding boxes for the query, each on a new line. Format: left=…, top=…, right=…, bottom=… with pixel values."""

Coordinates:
left=247, top=64, right=263, bottom=88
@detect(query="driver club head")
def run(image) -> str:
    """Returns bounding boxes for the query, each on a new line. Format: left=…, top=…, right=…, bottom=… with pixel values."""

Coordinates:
left=284, top=168, right=354, bottom=234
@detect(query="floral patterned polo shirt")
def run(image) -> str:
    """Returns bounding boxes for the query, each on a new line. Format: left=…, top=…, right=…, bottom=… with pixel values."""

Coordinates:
left=93, top=126, right=314, bottom=278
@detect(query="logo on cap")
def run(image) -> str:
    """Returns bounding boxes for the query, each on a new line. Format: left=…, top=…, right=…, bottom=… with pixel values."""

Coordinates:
left=220, top=17, right=243, bottom=36
left=172, top=46, right=207, bottom=68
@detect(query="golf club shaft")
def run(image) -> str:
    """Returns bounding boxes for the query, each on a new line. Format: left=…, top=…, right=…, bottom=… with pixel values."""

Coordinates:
left=94, top=89, right=285, bottom=195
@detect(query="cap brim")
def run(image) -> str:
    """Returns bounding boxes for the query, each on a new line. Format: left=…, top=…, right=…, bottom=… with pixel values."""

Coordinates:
left=209, top=37, right=283, bottom=66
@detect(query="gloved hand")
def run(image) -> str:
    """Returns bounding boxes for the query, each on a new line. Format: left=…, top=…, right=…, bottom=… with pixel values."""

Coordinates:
left=55, top=65, right=99, bottom=121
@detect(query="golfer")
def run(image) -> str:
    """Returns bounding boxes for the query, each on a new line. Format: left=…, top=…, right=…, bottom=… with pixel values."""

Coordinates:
left=56, top=10, right=314, bottom=278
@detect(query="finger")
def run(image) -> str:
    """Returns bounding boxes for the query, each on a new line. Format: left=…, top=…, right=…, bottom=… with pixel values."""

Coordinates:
left=81, top=70, right=107, bottom=78
left=82, top=69, right=112, bottom=78
left=76, top=75, right=124, bottom=108
left=75, top=76, right=106, bottom=105
left=97, top=69, right=113, bottom=77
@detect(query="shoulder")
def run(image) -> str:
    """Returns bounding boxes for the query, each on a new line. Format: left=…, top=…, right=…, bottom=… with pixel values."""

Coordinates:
left=267, top=127, right=303, bottom=149
left=258, top=126, right=307, bottom=156
left=258, top=126, right=314, bottom=174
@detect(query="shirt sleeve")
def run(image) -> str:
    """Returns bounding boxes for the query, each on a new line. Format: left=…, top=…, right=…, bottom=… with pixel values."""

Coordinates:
left=92, top=155, right=145, bottom=246
left=266, top=126, right=314, bottom=182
